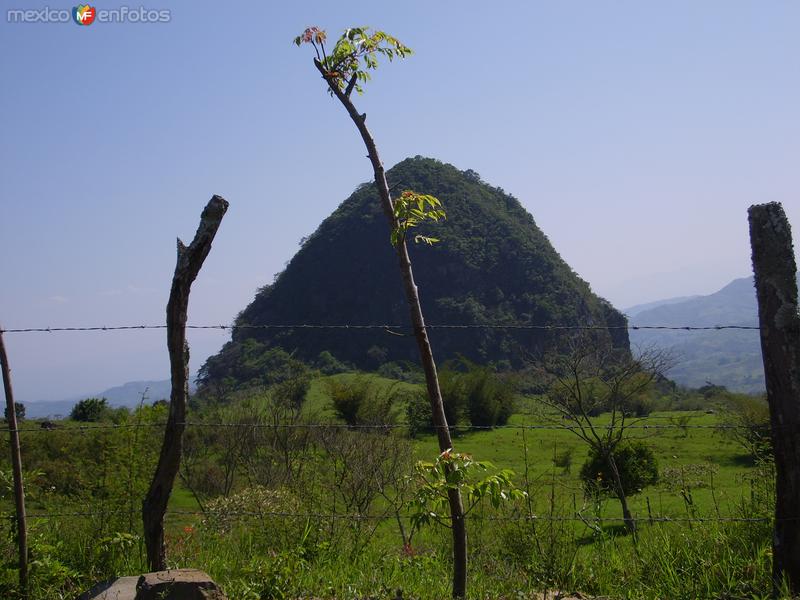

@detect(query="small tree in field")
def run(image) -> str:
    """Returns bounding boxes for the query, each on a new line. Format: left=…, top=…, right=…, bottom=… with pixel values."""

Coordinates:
left=70, top=397, right=110, bottom=422
left=4, top=402, right=24, bottom=422
left=295, top=26, right=468, bottom=597
left=542, top=338, right=670, bottom=533
left=580, top=440, right=658, bottom=499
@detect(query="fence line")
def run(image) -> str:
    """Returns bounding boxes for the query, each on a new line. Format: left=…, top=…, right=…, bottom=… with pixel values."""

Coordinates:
left=3, top=421, right=778, bottom=434
left=15, top=508, right=780, bottom=524
left=0, top=323, right=761, bottom=334
left=0, top=316, right=773, bottom=562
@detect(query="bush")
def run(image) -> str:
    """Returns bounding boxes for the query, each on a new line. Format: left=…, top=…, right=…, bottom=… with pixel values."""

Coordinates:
left=326, top=376, right=400, bottom=426
left=404, top=363, right=516, bottom=434
left=376, top=361, right=423, bottom=383
left=272, top=373, right=311, bottom=409
left=198, top=340, right=309, bottom=391
left=462, top=365, right=516, bottom=427
left=406, top=392, right=433, bottom=438
left=719, top=393, right=771, bottom=461
left=438, top=369, right=468, bottom=427
left=4, top=402, right=24, bottom=422
left=580, top=441, right=658, bottom=497
left=315, top=350, right=349, bottom=375
left=69, top=397, right=110, bottom=422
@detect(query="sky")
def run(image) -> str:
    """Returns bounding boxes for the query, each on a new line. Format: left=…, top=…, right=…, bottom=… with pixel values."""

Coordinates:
left=1, top=1, right=798, bottom=402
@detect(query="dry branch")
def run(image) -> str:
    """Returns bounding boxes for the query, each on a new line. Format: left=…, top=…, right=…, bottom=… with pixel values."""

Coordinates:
left=142, top=195, right=228, bottom=571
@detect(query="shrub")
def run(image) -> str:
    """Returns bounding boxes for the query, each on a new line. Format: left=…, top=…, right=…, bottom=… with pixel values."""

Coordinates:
left=326, top=376, right=400, bottom=426
left=580, top=441, right=658, bottom=497
left=315, top=350, right=349, bottom=375
left=326, top=376, right=372, bottom=425
left=719, top=393, right=771, bottom=461
left=69, top=397, right=110, bottom=422
left=406, top=392, right=433, bottom=438
left=438, top=369, right=468, bottom=427
left=376, top=361, right=423, bottom=383
left=4, top=402, right=24, bottom=422
left=404, top=364, right=516, bottom=434
left=272, top=372, right=311, bottom=409
left=462, top=365, right=516, bottom=427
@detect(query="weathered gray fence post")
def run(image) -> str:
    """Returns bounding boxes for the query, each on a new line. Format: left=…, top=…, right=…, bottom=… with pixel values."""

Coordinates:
left=143, top=195, right=228, bottom=571
left=0, top=328, right=28, bottom=598
left=748, top=201, right=800, bottom=596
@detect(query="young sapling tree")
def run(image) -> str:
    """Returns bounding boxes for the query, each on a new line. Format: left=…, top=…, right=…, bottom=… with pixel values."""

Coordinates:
left=295, top=26, right=469, bottom=597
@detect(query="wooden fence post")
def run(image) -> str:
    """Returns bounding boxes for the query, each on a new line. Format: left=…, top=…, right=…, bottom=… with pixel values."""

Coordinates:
left=142, top=195, right=228, bottom=571
left=748, top=201, right=800, bottom=596
left=0, top=328, right=28, bottom=598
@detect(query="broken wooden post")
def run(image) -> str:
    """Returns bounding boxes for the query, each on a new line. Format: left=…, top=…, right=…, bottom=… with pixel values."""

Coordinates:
left=142, top=195, right=228, bottom=571
left=748, top=201, right=800, bottom=596
left=0, top=328, right=28, bottom=599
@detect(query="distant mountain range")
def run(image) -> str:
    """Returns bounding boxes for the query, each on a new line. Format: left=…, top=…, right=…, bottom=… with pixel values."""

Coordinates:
left=626, top=276, right=765, bottom=394
left=23, top=379, right=195, bottom=419
left=624, top=295, right=700, bottom=318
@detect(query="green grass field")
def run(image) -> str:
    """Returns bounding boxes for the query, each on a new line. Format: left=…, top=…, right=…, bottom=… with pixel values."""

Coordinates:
left=0, top=373, right=778, bottom=599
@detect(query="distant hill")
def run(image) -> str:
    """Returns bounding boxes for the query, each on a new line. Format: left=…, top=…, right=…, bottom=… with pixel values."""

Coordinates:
left=200, top=157, right=629, bottom=389
left=628, top=276, right=764, bottom=393
left=23, top=378, right=194, bottom=419
left=624, top=295, right=700, bottom=318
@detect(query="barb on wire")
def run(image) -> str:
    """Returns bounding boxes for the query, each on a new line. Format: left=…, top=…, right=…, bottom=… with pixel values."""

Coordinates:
left=20, top=508, right=782, bottom=523
left=0, top=322, right=761, bottom=334
left=6, top=420, right=791, bottom=434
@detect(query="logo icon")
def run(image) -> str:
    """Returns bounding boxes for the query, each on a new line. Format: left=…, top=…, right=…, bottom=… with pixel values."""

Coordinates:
left=72, top=5, right=96, bottom=25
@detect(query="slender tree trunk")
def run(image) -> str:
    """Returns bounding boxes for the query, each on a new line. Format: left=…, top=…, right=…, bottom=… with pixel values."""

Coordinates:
left=0, top=329, right=28, bottom=599
left=314, top=60, right=468, bottom=598
left=748, top=202, right=800, bottom=597
left=142, top=195, right=228, bottom=571
left=606, top=451, right=636, bottom=534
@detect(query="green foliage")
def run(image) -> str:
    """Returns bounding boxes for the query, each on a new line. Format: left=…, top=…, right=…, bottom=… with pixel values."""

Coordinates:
left=3, top=402, right=24, bottom=422
left=405, top=393, right=434, bottom=438
left=314, top=350, right=349, bottom=375
left=376, top=360, right=422, bottom=383
left=69, top=397, right=110, bottom=422
left=0, top=405, right=779, bottom=599
left=462, top=363, right=516, bottom=427
left=200, top=157, right=629, bottom=389
left=294, top=26, right=412, bottom=95
left=408, top=449, right=525, bottom=533
left=718, top=392, right=772, bottom=461
left=325, top=375, right=401, bottom=426
left=201, top=486, right=299, bottom=535
left=326, top=376, right=372, bottom=425
left=580, top=440, right=659, bottom=497
left=390, top=191, right=446, bottom=247
left=438, top=368, right=467, bottom=428
left=405, top=362, right=515, bottom=432
left=272, top=371, right=311, bottom=409
left=197, top=339, right=310, bottom=393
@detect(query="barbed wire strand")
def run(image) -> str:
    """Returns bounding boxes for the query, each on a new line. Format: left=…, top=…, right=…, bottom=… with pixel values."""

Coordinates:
left=0, top=323, right=761, bottom=334
left=16, top=509, right=783, bottom=523
left=4, top=421, right=783, bottom=434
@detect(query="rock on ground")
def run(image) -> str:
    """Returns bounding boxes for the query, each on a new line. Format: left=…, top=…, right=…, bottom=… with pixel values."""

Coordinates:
left=79, top=569, right=227, bottom=600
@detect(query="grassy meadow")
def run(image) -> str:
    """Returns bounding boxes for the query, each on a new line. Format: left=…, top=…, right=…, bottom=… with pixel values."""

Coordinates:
left=0, top=371, right=780, bottom=599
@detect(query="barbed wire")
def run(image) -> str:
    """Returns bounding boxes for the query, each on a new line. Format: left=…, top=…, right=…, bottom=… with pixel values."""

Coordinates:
left=0, top=322, right=761, bottom=334
left=17, top=508, right=781, bottom=523
left=4, top=420, right=780, bottom=434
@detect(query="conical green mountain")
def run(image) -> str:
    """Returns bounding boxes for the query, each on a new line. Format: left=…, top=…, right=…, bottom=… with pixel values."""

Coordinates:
left=200, top=157, right=628, bottom=386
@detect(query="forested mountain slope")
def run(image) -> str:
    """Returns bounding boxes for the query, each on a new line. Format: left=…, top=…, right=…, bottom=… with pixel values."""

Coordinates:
left=200, top=157, right=629, bottom=388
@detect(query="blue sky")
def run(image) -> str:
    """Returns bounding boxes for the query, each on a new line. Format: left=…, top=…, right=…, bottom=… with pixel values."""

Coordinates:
left=1, top=1, right=798, bottom=402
